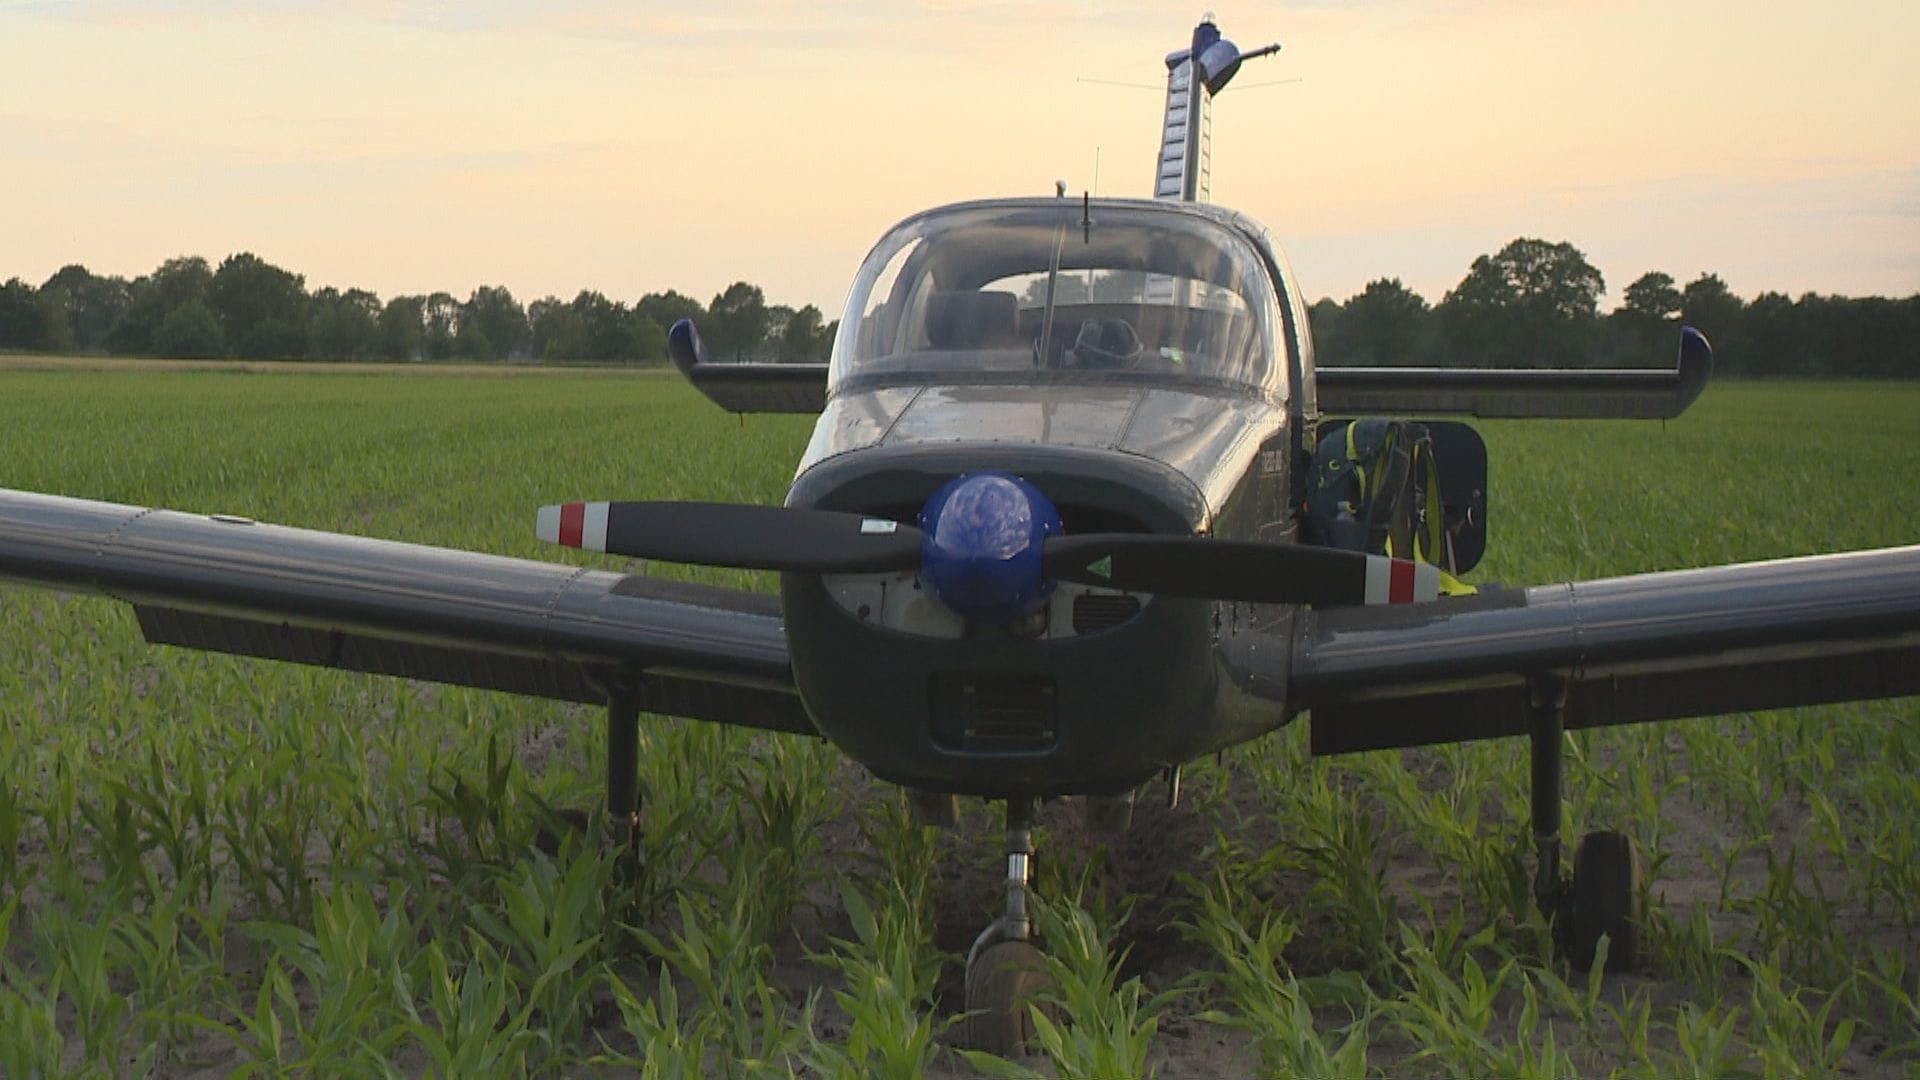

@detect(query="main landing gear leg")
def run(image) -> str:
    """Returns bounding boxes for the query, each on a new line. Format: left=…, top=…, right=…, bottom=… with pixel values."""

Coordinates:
left=532, top=682, right=643, bottom=859
left=606, top=683, right=643, bottom=862
left=964, top=797, right=1053, bottom=1055
left=1529, top=676, right=1641, bottom=972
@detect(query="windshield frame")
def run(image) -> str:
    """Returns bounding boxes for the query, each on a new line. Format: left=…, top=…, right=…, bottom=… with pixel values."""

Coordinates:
left=828, top=198, right=1288, bottom=404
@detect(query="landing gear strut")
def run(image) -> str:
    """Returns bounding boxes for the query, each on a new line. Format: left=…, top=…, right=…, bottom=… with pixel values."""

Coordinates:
left=1529, top=676, right=1641, bottom=971
left=964, top=797, right=1054, bottom=1055
left=533, top=682, right=644, bottom=858
left=607, top=683, right=643, bottom=850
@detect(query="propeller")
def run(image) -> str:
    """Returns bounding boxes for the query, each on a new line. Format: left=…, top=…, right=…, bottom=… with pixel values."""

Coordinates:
left=536, top=473, right=1439, bottom=622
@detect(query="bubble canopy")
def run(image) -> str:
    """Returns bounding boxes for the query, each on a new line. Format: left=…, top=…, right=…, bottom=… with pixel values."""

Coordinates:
left=829, top=199, right=1284, bottom=396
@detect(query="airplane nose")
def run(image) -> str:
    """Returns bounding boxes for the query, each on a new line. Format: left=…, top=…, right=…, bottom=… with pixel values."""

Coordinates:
left=918, top=473, right=1063, bottom=623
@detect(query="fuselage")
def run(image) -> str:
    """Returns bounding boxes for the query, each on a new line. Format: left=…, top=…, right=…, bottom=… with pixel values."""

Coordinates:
left=775, top=197, right=1320, bottom=796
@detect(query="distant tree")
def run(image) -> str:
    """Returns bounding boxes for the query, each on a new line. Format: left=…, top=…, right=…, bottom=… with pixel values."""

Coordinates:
left=378, top=295, right=425, bottom=361
left=762, top=304, right=795, bottom=361
left=453, top=320, right=494, bottom=361
left=630, top=313, right=667, bottom=364
left=154, top=300, right=225, bottom=358
left=210, top=253, right=308, bottom=358
left=1606, top=270, right=1685, bottom=364
left=574, top=291, right=626, bottom=360
left=636, top=290, right=706, bottom=338
left=1672, top=273, right=1744, bottom=374
left=308, top=287, right=382, bottom=360
left=820, top=318, right=840, bottom=360
left=40, top=265, right=129, bottom=353
left=528, top=296, right=576, bottom=360
left=34, top=290, right=75, bottom=352
left=462, top=285, right=528, bottom=360
left=707, top=282, right=769, bottom=361
left=1018, top=274, right=1093, bottom=308
left=780, top=304, right=825, bottom=363
left=1306, top=298, right=1346, bottom=364
left=421, top=291, right=459, bottom=360
left=1341, top=278, right=1433, bottom=366
left=109, top=256, right=214, bottom=355
left=1619, top=271, right=1682, bottom=321
left=1680, top=273, right=1742, bottom=338
left=0, top=278, right=49, bottom=350
left=1439, top=238, right=1605, bottom=366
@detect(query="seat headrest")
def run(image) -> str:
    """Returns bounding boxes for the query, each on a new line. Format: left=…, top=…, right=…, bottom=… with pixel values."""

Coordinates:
left=924, top=290, right=1021, bottom=350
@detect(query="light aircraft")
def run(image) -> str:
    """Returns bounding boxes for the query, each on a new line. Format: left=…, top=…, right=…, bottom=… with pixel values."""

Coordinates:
left=3, top=16, right=1919, bottom=1054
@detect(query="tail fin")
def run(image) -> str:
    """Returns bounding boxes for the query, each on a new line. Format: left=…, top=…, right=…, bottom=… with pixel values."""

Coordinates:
left=1153, top=17, right=1279, bottom=203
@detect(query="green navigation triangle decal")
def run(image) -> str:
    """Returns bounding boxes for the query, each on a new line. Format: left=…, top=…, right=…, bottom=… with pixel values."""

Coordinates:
left=1088, top=555, right=1112, bottom=579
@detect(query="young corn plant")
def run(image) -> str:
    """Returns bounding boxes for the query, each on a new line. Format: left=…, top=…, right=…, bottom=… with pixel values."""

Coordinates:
left=802, top=880, right=950, bottom=1078
left=1179, top=866, right=1373, bottom=1079
left=1379, top=921, right=1516, bottom=1076
left=961, top=895, right=1181, bottom=1080
left=395, top=938, right=544, bottom=1078
left=627, top=891, right=811, bottom=1075
left=465, top=847, right=615, bottom=1051
left=597, top=967, right=715, bottom=1078
left=0, top=894, right=65, bottom=1079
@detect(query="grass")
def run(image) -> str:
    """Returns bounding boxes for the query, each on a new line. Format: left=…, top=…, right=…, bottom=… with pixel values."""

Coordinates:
left=1, top=368, right=1917, bottom=1075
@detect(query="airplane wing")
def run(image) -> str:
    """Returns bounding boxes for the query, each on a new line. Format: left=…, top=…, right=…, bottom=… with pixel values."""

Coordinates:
left=1230, top=545, right=1920, bottom=754
left=0, top=488, right=814, bottom=735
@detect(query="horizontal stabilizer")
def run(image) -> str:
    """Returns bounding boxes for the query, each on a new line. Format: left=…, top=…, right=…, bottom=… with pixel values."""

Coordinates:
left=1317, top=327, right=1711, bottom=420
left=669, top=318, right=827, bottom=414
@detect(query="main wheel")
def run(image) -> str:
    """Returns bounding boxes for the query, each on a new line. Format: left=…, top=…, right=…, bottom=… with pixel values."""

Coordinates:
left=1566, top=830, right=1641, bottom=972
left=965, top=941, right=1053, bottom=1056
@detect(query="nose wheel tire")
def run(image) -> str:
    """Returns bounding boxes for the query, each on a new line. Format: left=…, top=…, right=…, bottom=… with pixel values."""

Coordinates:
left=1565, top=829, right=1642, bottom=972
left=965, top=940, right=1053, bottom=1056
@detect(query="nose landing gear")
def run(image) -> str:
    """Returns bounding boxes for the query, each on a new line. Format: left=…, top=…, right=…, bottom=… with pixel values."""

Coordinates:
left=963, top=797, right=1057, bottom=1054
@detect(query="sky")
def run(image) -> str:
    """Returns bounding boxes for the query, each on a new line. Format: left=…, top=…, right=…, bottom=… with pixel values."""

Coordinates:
left=2, top=0, right=1915, bottom=316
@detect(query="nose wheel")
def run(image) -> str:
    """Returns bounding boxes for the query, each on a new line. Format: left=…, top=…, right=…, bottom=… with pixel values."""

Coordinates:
left=964, top=797, right=1056, bottom=1055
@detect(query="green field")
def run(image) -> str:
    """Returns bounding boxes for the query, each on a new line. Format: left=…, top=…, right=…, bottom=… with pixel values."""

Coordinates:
left=1, top=369, right=1917, bottom=1077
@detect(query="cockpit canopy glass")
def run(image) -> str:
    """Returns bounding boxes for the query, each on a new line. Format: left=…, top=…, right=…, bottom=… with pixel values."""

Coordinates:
left=831, top=201, right=1282, bottom=394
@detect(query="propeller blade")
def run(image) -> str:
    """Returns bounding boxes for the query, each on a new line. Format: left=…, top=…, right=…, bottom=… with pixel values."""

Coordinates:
left=536, top=501, right=924, bottom=573
left=1042, top=534, right=1439, bottom=606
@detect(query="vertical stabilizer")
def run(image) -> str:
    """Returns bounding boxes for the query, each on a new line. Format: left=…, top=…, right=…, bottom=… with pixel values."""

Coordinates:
left=1152, top=17, right=1279, bottom=203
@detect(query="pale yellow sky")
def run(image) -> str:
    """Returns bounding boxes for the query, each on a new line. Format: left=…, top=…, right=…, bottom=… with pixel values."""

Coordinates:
left=2, top=1, right=1915, bottom=315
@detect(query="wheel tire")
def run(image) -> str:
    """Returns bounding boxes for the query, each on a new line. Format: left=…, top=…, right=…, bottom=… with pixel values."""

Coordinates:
left=965, top=941, right=1053, bottom=1056
left=1567, top=830, right=1642, bottom=973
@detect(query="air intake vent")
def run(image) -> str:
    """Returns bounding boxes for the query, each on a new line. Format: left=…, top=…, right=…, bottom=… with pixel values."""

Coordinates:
left=929, top=675, right=1057, bottom=752
left=1072, top=593, right=1142, bottom=634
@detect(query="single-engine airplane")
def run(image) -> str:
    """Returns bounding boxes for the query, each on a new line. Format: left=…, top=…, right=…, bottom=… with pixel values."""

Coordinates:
left=4, top=16, right=1920, bottom=1054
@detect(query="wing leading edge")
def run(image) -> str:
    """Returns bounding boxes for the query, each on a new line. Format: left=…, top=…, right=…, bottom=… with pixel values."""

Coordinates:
left=1246, top=545, right=1920, bottom=754
left=0, top=488, right=813, bottom=735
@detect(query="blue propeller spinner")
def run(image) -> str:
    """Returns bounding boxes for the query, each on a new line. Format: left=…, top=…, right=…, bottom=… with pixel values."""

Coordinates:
left=917, top=472, right=1063, bottom=624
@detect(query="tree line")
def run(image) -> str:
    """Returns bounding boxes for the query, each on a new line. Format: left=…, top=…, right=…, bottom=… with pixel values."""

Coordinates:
left=0, top=254, right=836, bottom=365
left=3, top=240, right=1915, bottom=376
left=1309, top=237, right=1920, bottom=378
